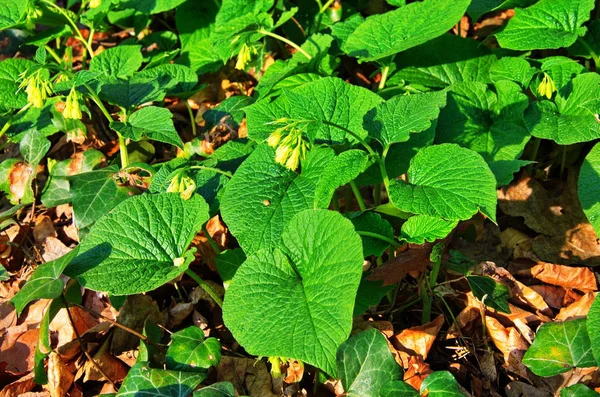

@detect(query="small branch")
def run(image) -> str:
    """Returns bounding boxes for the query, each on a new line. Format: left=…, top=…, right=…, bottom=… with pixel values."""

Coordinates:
left=356, top=230, right=402, bottom=248
left=202, top=225, right=221, bottom=255
left=378, top=66, right=390, bottom=91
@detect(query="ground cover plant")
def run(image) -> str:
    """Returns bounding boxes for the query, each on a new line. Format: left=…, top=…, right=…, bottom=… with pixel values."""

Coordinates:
left=2, top=0, right=600, bottom=395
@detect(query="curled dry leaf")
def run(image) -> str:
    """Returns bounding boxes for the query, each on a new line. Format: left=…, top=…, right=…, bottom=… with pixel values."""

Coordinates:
left=403, top=355, right=433, bottom=391
left=0, top=371, right=36, bottom=397
left=216, top=356, right=278, bottom=397
left=498, top=228, right=538, bottom=261
left=47, top=352, right=74, bottom=397
left=0, top=326, right=39, bottom=375
left=368, top=243, right=433, bottom=286
left=516, top=262, right=597, bottom=292
left=555, top=292, right=598, bottom=321
left=41, top=237, right=71, bottom=263
left=484, top=316, right=529, bottom=378
left=9, top=162, right=34, bottom=203
left=393, top=314, right=444, bottom=367
left=283, top=359, right=304, bottom=384
left=33, top=215, right=57, bottom=244
left=80, top=339, right=128, bottom=383
left=530, top=284, right=566, bottom=309
left=110, top=295, right=166, bottom=354
left=49, top=307, right=99, bottom=348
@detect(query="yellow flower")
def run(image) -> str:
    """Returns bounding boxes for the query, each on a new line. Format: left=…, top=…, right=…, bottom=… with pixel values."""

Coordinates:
left=64, top=87, right=82, bottom=119
left=18, top=69, right=53, bottom=108
left=167, top=172, right=196, bottom=200
left=285, top=146, right=301, bottom=170
left=537, top=73, right=556, bottom=99
left=266, top=130, right=283, bottom=147
left=235, top=43, right=256, bottom=70
left=89, top=0, right=101, bottom=8
left=275, top=144, right=292, bottom=165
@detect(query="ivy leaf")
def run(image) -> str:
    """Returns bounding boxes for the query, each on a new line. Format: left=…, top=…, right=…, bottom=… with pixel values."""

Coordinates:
left=388, top=35, right=497, bottom=89
left=348, top=212, right=395, bottom=257
left=525, top=73, right=600, bottom=145
left=65, top=193, right=209, bottom=295
left=220, top=144, right=317, bottom=255
left=380, top=381, right=419, bottom=397
left=586, top=295, right=600, bottom=366
left=466, top=275, right=511, bottom=313
left=364, top=91, right=446, bottom=147
left=166, top=326, right=221, bottom=373
left=560, top=384, right=600, bottom=397
left=119, top=362, right=206, bottom=396
left=20, top=130, right=51, bottom=167
left=388, top=144, right=497, bottom=222
left=10, top=249, right=78, bottom=316
left=354, top=277, right=393, bottom=317
left=0, top=264, right=8, bottom=281
left=421, top=371, right=466, bottom=397
left=223, top=209, right=363, bottom=376
left=336, top=329, right=402, bottom=397
left=400, top=215, right=458, bottom=244
left=111, top=106, right=183, bottom=148
left=342, top=0, right=471, bottom=62
left=0, top=58, right=35, bottom=112
left=194, top=383, right=237, bottom=397
left=495, top=0, right=595, bottom=50
left=579, top=143, right=600, bottom=238
left=489, top=57, right=536, bottom=87
left=70, top=170, right=132, bottom=230
left=90, top=45, right=143, bottom=78
left=245, top=77, right=383, bottom=144
left=0, top=0, right=30, bottom=30
left=523, top=319, right=596, bottom=377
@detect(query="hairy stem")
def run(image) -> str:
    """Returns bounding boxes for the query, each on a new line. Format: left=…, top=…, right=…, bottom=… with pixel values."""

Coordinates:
left=40, top=0, right=95, bottom=59
left=349, top=181, right=367, bottom=211
left=186, top=101, right=197, bottom=136
left=356, top=230, right=402, bottom=248
left=189, top=165, right=233, bottom=178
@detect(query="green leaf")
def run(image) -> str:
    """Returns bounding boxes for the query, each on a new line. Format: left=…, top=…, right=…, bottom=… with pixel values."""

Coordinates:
left=400, top=215, right=458, bottom=244
left=561, top=384, right=600, bottom=397
left=99, top=75, right=170, bottom=108
left=467, top=0, right=536, bottom=21
left=90, top=45, right=143, bottom=78
left=245, top=77, right=383, bottom=144
left=10, top=249, right=78, bottom=316
left=495, top=0, right=595, bottom=50
left=342, top=0, right=471, bottom=62
left=215, top=249, right=245, bottom=290
left=223, top=209, right=363, bottom=376
left=388, top=35, right=498, bottom=89
left=579, top=143, right=600, bottom=238
left=65, top=193, right=209, bottom=295
left=364, top=91, right=446, bottom=147
left=569, top=20, right=600, bottom=60
left=586, top=294, right=600, bottom=366
left=119, top=0, right=187, bottom=14
left=336, top=329, right=402, bottom=397
left=539, top=56, right=586, bottom=90
left=380, top=381, right=419, bottom=397
left=0, top=264, right=8, bottom=281
left=0, top=0, right=30, bottom=30
left=118, top=362, right=205, bottom=397
left=387, top=144, right=497, bottom=222
left=348, top=212, right=395, bottom=257
left=466, top=275, right=511, bottom=313
left=111, top=106, right=183, bottom=148
left=137, top=64, right=199, bottom=96
left=420, top=371, right=466, bottom=397
left=4, top=97, right=60, bottom=142
left=71, top=170, right=132, bottom=230
left=203, top=96, right=254, bottom=131
left=436, top=81, right=531, bottom=186
left=354, top=277, right=393, bottom=317
left=523, top=319, right=596, bottom=377
left=194, top=383, right=236, bottom=397
left=0, top=58, right=35, bottom=112
left=20, top=130, right=51, bottom=167
left=525, top=73, right=600, bottom=144
left=220, top=144, right=317, bottom=254
left=166, top=326, right=221, bottom=373
left=489, top=57, right=536, bottom=87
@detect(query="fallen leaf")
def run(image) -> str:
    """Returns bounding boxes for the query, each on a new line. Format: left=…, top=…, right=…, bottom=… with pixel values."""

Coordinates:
left=283, top=359, right=304, bottom=384
left=530, top=284, right=566, bottom=309
left=33, top=216, right=57, bottom=244
left=484, top=316, right=529, bottom=378
left=516, top=263, right=597, bottom=292
left=166, top=302, right=194, bottom=329
left=47, top=353, right=74, bottom=397
left=393, top=314, right=444, bottom=367
left=80, top=339, right=129, bottom=382
left=556, top=292, right=598, bottom=321
left=0, top=372, right=35, bottom=397
left=9, top=162, right=34, bottom=203
left=498, top=228, right=538, bottom=261
left=505, top=381, right=551, bottom=397
left=368, top=244, right=432, bottom=286
left=49, top=306, right=99, bottom=348
left=216, top=356, right=278, bottom=397
left=403, top=355, right=432, bottom=391
left=110, top=295, right=166, bottom=354
left=0, top=326, right=39, bottom=375
left=42, top=237, right=71, bottom=262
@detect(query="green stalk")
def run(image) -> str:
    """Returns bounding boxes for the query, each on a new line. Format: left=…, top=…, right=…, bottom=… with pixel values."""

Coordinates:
left=0, top=119, right=13, bottom=139
left=258, top=29, right=312, bottom=59
left=44, top=45, right=63, bottom=65
left=356, top=231, right=402, bottom=248
left=421, top=281, right=432, bottom=324
left=202, top=225, right=221, bottom=255
left=527, top=137, right=541, bottom=174
left=576, top=36, right=600, bottom=68
left=378, top=65, right=390, bottom=91
left=185, top=101, right=197, bottom=136
left=184, top=269, right=223, bottom=308
left=118, top=133, right=129, bottom=168
left=349, top=181, right=367, bottom=211
left=189, top=165, right=233, bottom=178
left=560, top=145, right=567, bottom=179
left=373, top=183, right=381, bottom=206
left=40, top=0, right=95, bottom=59
left=380, top=145, right=391, bottom=188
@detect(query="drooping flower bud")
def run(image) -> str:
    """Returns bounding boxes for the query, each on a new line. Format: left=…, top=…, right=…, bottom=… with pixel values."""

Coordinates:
left=64, top=87, right=82, bottom=119
left=275, top=144, right=292, bottom=165
left=235, top=43, right=256, bottom=70
left=266, top=130, right=283, bottom=147
left=89, top=0, right=102, bottom=8
left=285, top=146, right=301, bottom=171
left=18, top=69, right=53, bottom=108
left=537, top=73, right=556, bottom=99
left=167, top=171, right=196, bottom=200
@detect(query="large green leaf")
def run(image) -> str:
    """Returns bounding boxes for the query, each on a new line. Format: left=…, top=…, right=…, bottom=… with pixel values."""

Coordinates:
left=467, top=0, right=536, bottom=21
left=523, top=319, right=596, bottom=377
left=90, top=45, right=143, bottom=78
left=380, top=381, right=419, bottom=397
left=388, top=35, right=498, bottom=89
left=489, top=57, right=536, bottom=87
left=569, top=20, right=600, bottom=60
left=342, top=0, right=471, bottom=62
left=525, top=73, right=600, bottom=144
left=99, top=75, right=170, bottom=108
left=336, top=329, right=402, bottom=397
left=10, top=250, right=78, bottom=316
left=245, top=77, right=383, bottom=144
left=420, top=371, right=466, bottom=397
left=223, top=209, right=363, bottom=376
left=364, top=91, right=446, bottom=147
left=166, top=326, right=221, bottom=373
left=561, top=384, right=600, bottom=397
left=111, top=106, right=183, bottom=148
left=579, top=143, right=600, bottom=238
left=137, top=64, right=199, bottom=96
left=65, top=193, right=209, bottom=295
left=400, top=215, right=458, bottom=244
left=467, top=275, right=511, bottom=313
left=0, top=0, right=30, bottom=30
left=495, top=0, right=594, bottom=50
left=119, top=0, right=187, bottom=14
left=348, top=212, right=395, bottom=257
left=0, top=58, right=34, bottom=112
left=538, top=56, right=585, bottom=90
left=118, top=362, right=205, bottom=397
left=587, top=295, right=600, bottom=366
left=436, top=81, right=531, bottom=185
left=388, top=144, right=497, bottom=222
left=20, top=130, right=51, bottom=167
left=194, top=383, right=236, bottom=397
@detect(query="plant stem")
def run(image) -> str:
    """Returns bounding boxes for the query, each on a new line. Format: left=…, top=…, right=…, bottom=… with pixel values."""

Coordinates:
left=527, top=137, right=541, bottom=174
left=202, top=225, right=221, bottom=255
left=185, top=100, right=197, bottom=136
left=421, top=281, right=432, bottom=324
left=40, top=0, right=95, bottom=58
left=258, top=29, right=312, bottom=59
left=356, top=231, right=402, bottom=248
left=44, top=45, right=63, bottom=64
left=380, top=145, right=391, bottom=188
left=184, top=269, right=223, bottom=308
left=319, top=0, right=335, bottom=13
left=349, top=181, right=367, bottom=211
left=576, top=36, right=600, bottom=68
left=189, top=165, right=233, bottom=178
left=320, top=120, right=377, bottom=157
left=379, top=65, right=390, bottom=91
left=118, top=133, right=129, bottom=168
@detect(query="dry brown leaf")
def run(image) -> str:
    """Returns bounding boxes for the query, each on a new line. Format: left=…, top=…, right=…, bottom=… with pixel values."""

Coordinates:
left=49, top=306, right=99, bottom=348
left=484, top=316, right=529, bottom=378
left=353, top=319, right=394, bottom=338
left=0, top=372, right=36, bottom=397
left=81, top=339, right=129, bottom=382
left=216, top=356, right=278, bottom=397
left=110, top=295, right=166, bottom=354
left=403, top=356, right=432, bottom=391
left=393, top=314, right=444, bottom=367
left=282, top=359, right=304, bottom=384
left=556, top=292, right=598, bottom=321
left=498, top=228, right=538, bottom=261
left=46, top=353, right=74, bottom=397
left=530, top=284, right=566, bottom=309
left=41, top=237, right=71, bottom=262
left=9, top=162, right=34, bottom=203
left=447, top=304, right=480, bottom=339
left=516, top=262, right=597, bottom=292
left=498, top=175, right=600, bottom=265
left=166, top=302, right=194, bottom=329
left=368, top=244, right=432, bottom=286
left=505, top=381, right=551, bottom=397
left=0, top=326, right=39, bottom=375
left=33, top=215, right=56, bottom=244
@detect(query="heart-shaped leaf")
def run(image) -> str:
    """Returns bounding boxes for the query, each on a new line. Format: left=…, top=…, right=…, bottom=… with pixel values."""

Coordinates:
left=400, top=215, right=458, bottom=244
left=166, top=326, right=221, bottom=373
left=467, top=275, right=511, bottom=313
left=586, top=295, right=600, bottom=366
left=110, top=106, right=183, bottom=149
left=118, top=362, right=205, bottom=396
left=560, top=384, right=600, bottom=397
left=223, top=209, right=364, bottom=376
left=579, top=143, right=600, bottom=237
left=420, top=371, right=466, bottom=397
left=65, top=193, right=209, bottom=295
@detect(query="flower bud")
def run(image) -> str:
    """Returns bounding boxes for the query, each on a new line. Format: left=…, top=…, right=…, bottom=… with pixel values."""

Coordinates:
left=275, top=144, right=292, bottom=165
left=537, top=73, right=556, bottom=99
left=89, top=0, right=101, bottom=8
left=18, top=69, right=53, bottom=108
left=285, top=146, right=301, bottom=170
left=266, top=130, right=282, bottom=147
left=64, top=87, right=82, bottom=119
left=235, top=43, right=253, bottom=70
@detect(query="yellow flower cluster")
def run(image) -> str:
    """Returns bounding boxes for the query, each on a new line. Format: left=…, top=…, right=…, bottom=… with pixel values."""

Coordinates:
left=64, top=86, right=82, bottom=119
left=18, top=69, right=53, bottom=108
left=167, top=171, right=196, bottom=200
left=537, top=73, right=556, bottom=99
left=235, top=43, right=258, bottom=70
left=266, top=123, right=309, bottom=171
